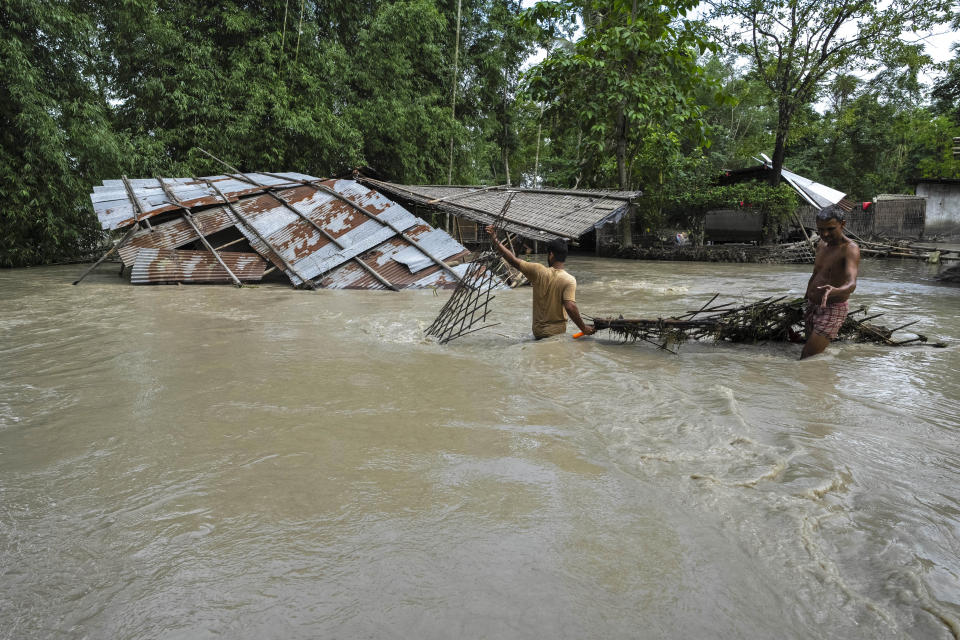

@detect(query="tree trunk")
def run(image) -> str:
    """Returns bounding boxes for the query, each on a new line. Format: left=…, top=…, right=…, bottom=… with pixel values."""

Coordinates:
left=502, top=81, right=511, bottom=186
left=615, top=106, right=632, bottom=246
left=615, top=107, right=629, bottom=190
left=769, top=104, right=792, bottom=186
left=503, top=146, right=511, bottom=187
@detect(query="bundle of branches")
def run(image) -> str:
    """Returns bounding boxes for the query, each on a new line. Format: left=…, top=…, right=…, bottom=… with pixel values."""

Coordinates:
left=589, top=294, right=945, bottom=353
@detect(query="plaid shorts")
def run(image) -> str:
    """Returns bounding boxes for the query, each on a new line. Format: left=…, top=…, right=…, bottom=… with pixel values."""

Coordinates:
left=804, top=300, right=849, bottom=339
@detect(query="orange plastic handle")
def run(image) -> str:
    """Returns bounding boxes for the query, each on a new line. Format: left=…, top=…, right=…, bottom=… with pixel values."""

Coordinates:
left=572, top=332, right=585, bottom=339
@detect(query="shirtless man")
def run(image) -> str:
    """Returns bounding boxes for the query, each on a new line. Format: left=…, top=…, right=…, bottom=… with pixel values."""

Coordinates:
left=801, top=206, right=860, bottom=359
left=486, top=225, right=595, bottom=339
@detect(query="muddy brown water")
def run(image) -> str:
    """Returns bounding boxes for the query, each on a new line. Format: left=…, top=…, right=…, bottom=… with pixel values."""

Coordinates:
left=2, top=257, right=959, bottom=639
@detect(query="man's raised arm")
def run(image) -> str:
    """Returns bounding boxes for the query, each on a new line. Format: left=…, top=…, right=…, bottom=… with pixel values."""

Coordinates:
left=485, top=225, right=523, bottom=269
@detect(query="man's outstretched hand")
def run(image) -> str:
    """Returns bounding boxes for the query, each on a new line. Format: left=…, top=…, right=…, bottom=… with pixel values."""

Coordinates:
left=817, top=284, right=835, bottom=308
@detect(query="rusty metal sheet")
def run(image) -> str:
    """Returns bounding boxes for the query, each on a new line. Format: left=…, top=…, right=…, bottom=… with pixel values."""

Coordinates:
left=130, top=249, right=265, bottom=284
left=230, top=182, right=420, bottom=286
left=236, top=172, right=318, bottom=188
left=89, top=173, right=476, bottom=291
left=118, top=206, right=239, bottom=266
left=91, top=173, right=322, bottom=230
left=318, top=222, right=472, bottom=290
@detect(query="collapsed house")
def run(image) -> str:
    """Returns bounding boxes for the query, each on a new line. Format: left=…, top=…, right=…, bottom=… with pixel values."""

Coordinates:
left=358, top=178, right=642, bottom=248
left=83, top=173, right=475, bottom=289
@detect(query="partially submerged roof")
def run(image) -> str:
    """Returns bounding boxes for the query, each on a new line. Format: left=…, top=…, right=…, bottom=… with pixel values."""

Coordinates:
left=130, top=249, right=266, bottom=285
left=89, top=173, right=473, bottom=289
left=359, top=178, right=641, bottom=241
left=719, top=156, right=850, bottom=210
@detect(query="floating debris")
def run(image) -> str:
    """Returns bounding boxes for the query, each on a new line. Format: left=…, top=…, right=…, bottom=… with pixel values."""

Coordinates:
left=589, top=295, right=946, bottom=353
left=758, top=239, right=816, bottom=264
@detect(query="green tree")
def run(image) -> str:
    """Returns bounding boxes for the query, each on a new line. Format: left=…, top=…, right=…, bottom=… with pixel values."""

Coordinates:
left=695, top=56, right=777, bottom=170
left=787, top=83, right=960, bottom=199
left=931, top=47, right=960, bottom=125
left=458, top=0, right=536, bottom=185
left=0, top=0, right=123, bottom=266
left=711, top=0, right=955, bottom=186
left=348, top=0, right=451, bottom=183
left=103, top=0, right=361, bottom=177
left=522, top=0, right=719, bottom=190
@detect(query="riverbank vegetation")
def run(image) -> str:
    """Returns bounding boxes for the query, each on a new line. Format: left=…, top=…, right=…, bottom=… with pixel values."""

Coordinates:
left=2, top=0, right=958, bottom=266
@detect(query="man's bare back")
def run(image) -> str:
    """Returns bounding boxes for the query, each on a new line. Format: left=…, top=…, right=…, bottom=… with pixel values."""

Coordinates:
left=801, top=210, right=860, bottom=359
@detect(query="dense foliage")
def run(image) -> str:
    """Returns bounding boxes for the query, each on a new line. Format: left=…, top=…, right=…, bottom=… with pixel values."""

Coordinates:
left=0, top=0, right=956, bottom=265
left=710, top=0, right=955, bottom=185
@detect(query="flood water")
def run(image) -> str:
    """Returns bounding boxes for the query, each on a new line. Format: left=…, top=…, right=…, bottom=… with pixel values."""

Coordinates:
left=2, top=256, right=959, bottom=639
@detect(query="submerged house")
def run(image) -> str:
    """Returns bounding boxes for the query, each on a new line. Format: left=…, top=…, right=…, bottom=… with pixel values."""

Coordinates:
left=359, top=178, right=642, bottom=251
left=86, top=173, right=475, bottom=289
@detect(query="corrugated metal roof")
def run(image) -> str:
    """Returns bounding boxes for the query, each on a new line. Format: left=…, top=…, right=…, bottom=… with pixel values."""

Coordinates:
left=88, top=173, right=475, bottom=290
left=779, top=168, right=846, bottom=209
left=118, top=206, right=238, bottom=266
left=91, top=172, right=318, bottom=230
left=130, top=249, right=265, bottom=284
left=359, top=179, right=641, bottom=241
left=719, top=161, right=849, bottom=211
left=228, top=181, right=428, bottom=286
left=755, top=155, right=846, bottom=209
left=317, top=222, right=472, bottom=289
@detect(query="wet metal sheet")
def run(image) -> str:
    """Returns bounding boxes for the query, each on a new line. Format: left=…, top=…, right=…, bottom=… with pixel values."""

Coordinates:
left=118, top=206, right=238, bottom=266
left=318, top=222, right=472, bottom=290
left=230, top=180, right=455, bottom=287
left=91, top=173, right=321, bottom=230
left=90, top=172, right=473, bottom=290
left=130, top=249, right=265, bottom=284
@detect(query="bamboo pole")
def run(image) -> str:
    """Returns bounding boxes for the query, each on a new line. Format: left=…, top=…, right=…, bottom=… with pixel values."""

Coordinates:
left=447, top=0, right=462, bottom=188
left=294, top=0, right=305, bottom=65
left=74, top=175, right=152, bottom=284
left=427, top=183, right=506, bottom=204
left=214, top=237, right=247, bottom=251
left=121, top=175, right=153, bottom=230
left=72, top=225, right=140, bottom=285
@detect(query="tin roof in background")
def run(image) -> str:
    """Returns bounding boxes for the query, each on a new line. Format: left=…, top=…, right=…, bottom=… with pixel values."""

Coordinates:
left=719, top=157, right=849, bottom=211
left=359, top=179, right=641, bottom=241
left=89, top=174, right=475, bottom=290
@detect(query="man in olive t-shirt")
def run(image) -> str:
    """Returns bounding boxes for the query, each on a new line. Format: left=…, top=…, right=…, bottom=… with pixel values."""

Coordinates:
left=486, top=225, right=595, bottom=339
